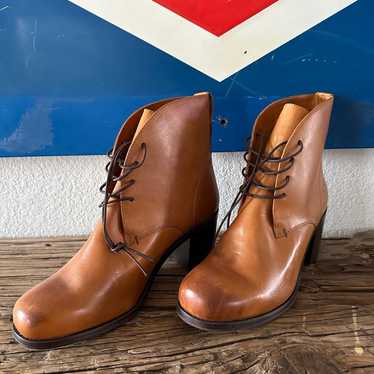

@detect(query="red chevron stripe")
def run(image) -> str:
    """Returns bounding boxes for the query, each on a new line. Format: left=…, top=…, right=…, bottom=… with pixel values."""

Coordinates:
left=153, top=0, right=279, bottom=36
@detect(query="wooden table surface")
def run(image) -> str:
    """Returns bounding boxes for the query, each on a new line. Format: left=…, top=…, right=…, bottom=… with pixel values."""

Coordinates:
left=0, top=234, right=374, bottom=373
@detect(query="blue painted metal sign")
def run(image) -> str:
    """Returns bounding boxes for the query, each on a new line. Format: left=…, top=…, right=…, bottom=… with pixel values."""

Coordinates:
left=0, top=0, right=372, bottom=157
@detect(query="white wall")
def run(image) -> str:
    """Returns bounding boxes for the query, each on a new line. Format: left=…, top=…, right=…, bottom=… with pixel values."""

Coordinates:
left=0, top=149, right=373, bottom=239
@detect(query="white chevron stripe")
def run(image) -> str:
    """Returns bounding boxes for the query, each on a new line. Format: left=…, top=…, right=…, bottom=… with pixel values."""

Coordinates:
left=69, top=0, right=357, bottom=81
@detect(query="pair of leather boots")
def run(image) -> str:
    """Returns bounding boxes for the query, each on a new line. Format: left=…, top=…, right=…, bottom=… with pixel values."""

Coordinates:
left=13, top=92, right=334, bottom=349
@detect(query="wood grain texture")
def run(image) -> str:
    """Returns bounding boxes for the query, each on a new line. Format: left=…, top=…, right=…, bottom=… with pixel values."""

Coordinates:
left=0, top=233, right=374, bottom=373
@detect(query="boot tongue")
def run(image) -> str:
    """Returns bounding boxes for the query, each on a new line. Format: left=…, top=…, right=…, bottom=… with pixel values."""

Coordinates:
left=265, top=103, right=308, bottom=156
left=244, top=103, right=308, bottom=205
left=106, top=108, right=154, bottom=244
left=133, top=108, right=154, bottom=140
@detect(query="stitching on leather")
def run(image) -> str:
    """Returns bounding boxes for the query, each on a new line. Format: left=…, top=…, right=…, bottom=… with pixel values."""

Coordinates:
left=130, top=225, right=185, bottom=241
left=282, top=220, right=318, bottom=237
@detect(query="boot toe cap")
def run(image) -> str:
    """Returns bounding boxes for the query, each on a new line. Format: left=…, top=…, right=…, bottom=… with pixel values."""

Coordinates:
left=13, top=293, right=49, bottom=341
left=179, top=262, right=251, bottom=322
left=12, top=277, right=71, bottom=341
left=178, top=251, right=285, bottom=323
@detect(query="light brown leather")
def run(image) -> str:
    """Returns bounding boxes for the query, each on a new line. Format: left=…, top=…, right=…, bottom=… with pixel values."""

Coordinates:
left=178, top=92, right=333, bottom=322
left=133, top=108, right=154, bottom=140
left=13, top=94, right=219, bottom=340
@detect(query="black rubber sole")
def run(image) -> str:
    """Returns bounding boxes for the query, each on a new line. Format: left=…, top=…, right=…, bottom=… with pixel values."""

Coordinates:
left=12, top=212, right=218, bottom=350
left=176, top=211, right=327, bottom=332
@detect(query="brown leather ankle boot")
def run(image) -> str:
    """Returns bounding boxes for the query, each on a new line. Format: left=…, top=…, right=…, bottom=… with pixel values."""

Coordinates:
left=13, top=93, right=219, bottom=348
left=177, top=92, right=334, bottom=331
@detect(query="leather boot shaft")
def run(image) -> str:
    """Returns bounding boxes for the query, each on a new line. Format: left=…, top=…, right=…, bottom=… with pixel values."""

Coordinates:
left=248, top=92, right=333, bottom=237
left=177, top=92, right=334, bottom=330
left=119, top=94, right=219, bottom=240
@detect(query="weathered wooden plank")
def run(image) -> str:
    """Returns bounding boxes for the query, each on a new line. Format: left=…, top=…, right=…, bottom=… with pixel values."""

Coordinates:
left=0, top=234, right=374, bottom=373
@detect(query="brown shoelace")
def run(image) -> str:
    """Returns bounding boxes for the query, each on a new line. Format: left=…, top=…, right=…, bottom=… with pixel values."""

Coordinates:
left=216, top=133, right=303, bottom=235
left=100, top=141, right=154, bottom=276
